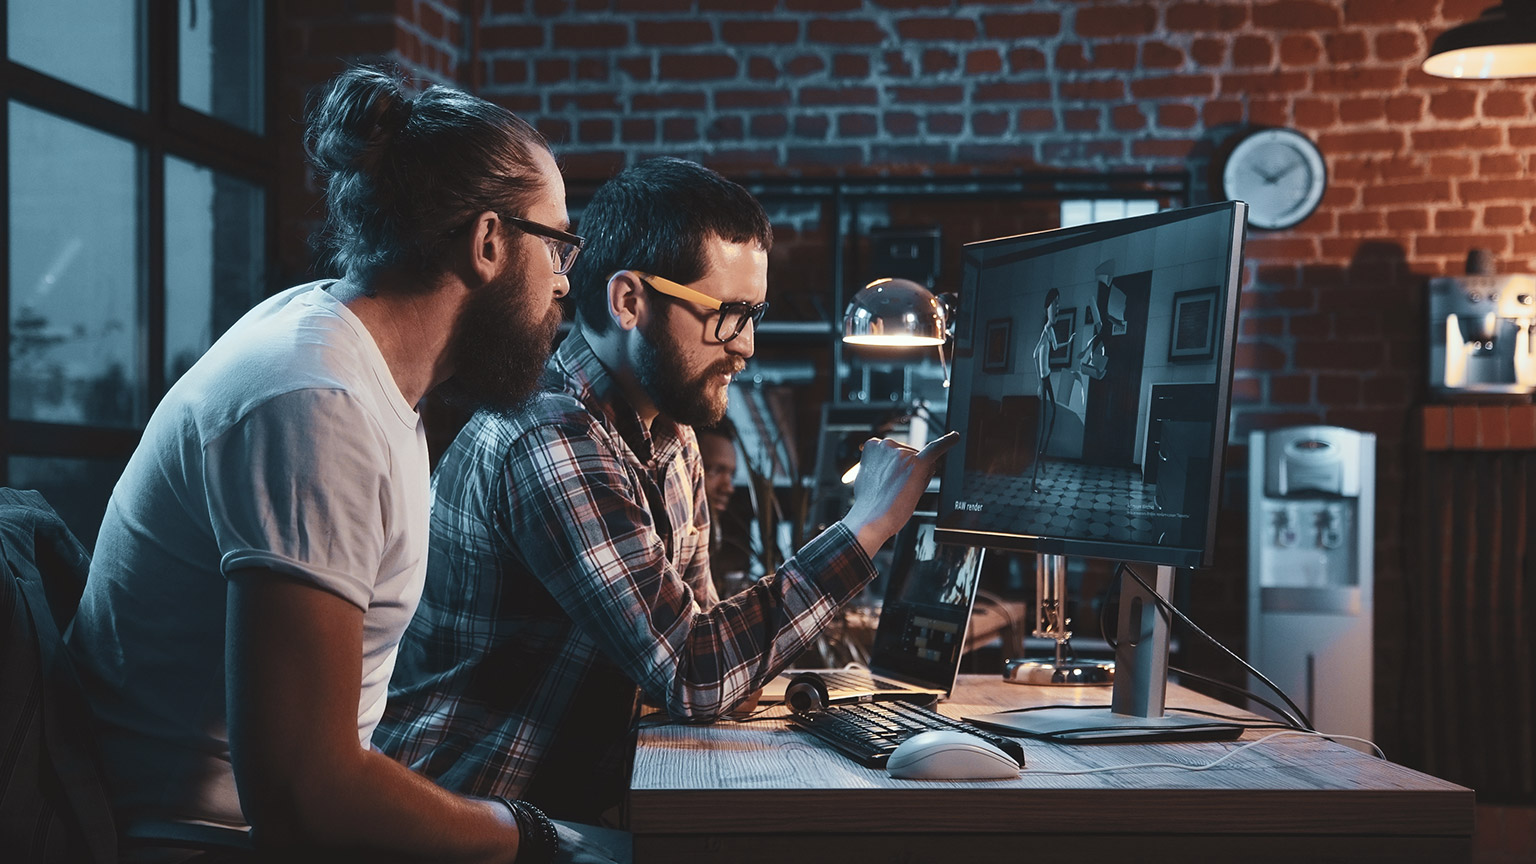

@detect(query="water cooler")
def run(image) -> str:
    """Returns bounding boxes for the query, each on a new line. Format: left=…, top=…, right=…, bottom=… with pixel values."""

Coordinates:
left=1248, top=427, right=1375, bottom=748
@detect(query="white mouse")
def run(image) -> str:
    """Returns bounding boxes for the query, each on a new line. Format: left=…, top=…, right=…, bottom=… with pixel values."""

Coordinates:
left=885, top=730, right=1021, bottom=780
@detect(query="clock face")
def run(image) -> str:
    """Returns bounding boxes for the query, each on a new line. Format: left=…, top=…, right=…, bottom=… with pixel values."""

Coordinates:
left=1219, top=128, right=1326, bottom=230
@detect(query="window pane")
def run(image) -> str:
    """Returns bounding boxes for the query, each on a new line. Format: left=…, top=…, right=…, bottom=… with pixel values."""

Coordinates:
left=165, top=157, right=267, bottom=385
left=179, top=0, right=265, bottom=134
left=7, top=0, right=143, bottom=107
left=7, top=455, right=127, bottom=552
left=9, top=102, right=144, bottom=427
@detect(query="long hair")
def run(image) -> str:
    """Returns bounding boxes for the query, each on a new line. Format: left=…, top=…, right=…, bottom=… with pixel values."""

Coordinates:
left=304, top=65, right=551, bottom=285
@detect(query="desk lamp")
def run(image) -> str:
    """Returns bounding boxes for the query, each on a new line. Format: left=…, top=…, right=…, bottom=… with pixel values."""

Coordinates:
left=839, top=278, right=949, bottom=484
left=1423, top=2, right=1536, bottom=79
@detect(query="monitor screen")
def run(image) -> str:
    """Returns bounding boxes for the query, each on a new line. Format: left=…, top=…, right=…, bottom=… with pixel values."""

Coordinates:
left=935, top=201, right=1247, bottom=568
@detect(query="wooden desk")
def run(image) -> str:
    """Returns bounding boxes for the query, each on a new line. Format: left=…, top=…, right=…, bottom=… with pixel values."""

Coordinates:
left=628, top=675, right=1473, bottom=863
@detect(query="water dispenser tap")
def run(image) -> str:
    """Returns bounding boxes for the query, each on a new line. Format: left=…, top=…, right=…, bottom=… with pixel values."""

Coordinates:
left=1271, top=509, right=1296, bottom=547
left=1315, top=506, right=1344, bottom=550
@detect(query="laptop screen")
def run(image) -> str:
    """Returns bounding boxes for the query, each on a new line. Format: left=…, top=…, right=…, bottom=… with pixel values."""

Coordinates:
left=867, top=512, right=986, bottom=689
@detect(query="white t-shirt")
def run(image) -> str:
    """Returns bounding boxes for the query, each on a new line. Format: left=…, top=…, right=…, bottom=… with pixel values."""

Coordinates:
left=67, top=282, right=430, bottom=829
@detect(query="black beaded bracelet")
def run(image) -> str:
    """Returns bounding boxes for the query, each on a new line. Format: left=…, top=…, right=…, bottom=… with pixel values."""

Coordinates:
left=492, top=795, right=559, bottom=864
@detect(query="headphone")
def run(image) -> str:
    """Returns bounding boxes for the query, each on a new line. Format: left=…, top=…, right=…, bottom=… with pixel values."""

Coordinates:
left=785, top=672, right=830, bottom=717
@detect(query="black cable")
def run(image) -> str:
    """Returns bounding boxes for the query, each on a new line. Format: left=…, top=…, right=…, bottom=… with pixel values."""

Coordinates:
left=1117, top=563, right=1315, bottom=732
left=1095, top=565, right=1309, bottom=730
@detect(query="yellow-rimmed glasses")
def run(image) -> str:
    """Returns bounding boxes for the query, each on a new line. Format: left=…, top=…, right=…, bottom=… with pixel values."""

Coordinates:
left=635, top=271, right=768, bottom=344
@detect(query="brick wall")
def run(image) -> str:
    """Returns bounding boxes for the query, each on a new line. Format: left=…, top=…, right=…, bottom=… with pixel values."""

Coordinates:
left=277, top=0, right=1536, bottom=765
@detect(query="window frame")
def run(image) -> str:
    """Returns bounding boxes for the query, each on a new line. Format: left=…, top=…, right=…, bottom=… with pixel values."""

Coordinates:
left=0, top=0, right=276, bottom=469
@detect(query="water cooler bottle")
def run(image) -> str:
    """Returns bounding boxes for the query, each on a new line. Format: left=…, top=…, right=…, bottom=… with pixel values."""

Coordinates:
left=1248, top=427, right=1375, bottom=748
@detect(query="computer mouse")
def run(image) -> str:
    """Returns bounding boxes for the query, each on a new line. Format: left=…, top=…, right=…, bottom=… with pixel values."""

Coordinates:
left=885, top=730, right=1021, bottom=780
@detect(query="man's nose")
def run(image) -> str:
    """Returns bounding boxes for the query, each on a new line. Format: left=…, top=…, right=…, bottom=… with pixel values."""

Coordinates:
left=553, top=273, right=569, bottom=300
left=727, top=323, right=755, bottom=357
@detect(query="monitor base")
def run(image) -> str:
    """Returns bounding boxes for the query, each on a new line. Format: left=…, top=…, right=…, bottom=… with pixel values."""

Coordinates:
left=966, top=706, right=1245, bottom=742
left=1004, top=658, right=1114, bottom=686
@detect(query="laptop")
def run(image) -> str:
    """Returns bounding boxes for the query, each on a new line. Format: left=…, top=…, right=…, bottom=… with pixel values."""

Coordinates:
left=759, top=512, right=986, bottom=704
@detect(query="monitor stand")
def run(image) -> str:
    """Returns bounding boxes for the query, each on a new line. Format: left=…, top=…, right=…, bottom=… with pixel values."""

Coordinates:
left=970, top=564, right=1244, bottom=742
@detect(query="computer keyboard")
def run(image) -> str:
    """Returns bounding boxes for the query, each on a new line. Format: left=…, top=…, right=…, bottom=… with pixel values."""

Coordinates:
left=788, top=699, right=1028, bottom=769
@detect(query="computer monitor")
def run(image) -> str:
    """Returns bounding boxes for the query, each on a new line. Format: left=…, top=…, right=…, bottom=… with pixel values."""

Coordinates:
left=936, top=200, right=1249, bottom=740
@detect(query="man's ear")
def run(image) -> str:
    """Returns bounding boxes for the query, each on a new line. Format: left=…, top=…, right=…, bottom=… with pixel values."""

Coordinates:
left=463, top=210, right=505, bottom=286
left=607, top=270, right=649, bottom=332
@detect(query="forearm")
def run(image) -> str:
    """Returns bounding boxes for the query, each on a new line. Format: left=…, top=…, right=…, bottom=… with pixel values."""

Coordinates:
left=250, top=745, right=518, bottom=862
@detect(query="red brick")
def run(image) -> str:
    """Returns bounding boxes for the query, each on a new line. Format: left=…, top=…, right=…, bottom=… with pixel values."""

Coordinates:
left=489, top=58, right=529, bottom=84
left=1510, top=126, right=1536, bottom=147
left=535, top=117, right=570, bottom=143
left=975, top=81, right=1050, bottom=102
left=1007, top=46, right=1047, bottom=72
left=922, top=49, right=959, bottom=74
left=661, top=116, right=697, bottom=141
left=1064, top=108, right=1100, bottom=131
left=881, top=51, right=913, bottom=77
left=833, top=53, right=870, bottom=77
left=1278, top=33, right=1322, bottom=65
left=882, top=111, right=919, bottom=136
left=721, top=20, right=798, bottom=44
left=1132, top=138, right=1194, bottom=161
left=549, top=90, right=619, bottom=111
left=1337, top=210, right=1383, bottom=232
left=1166, top=2, right=1249, bottom=32
left=1287, top=312, right=1330, bottom=338
left=1317, top=374, right=1362, bottom=404
left=1324, top=31, right=1368, bottom=64
left=807, top=19, right=887, bottom=44
left=1461, top=179, right=1536, bottom=202
left=1017, top=108, right=1054, bottom=131
left=1219, top=71, right=1308, bottom=96
left=1508, top=404, right=1536, bottom=450
left=1191, top=38, right=1225, bottom=66
left=836, top=112, right=878, bottom=137
left=793, top=114, right=829, bottom=137
left=1479, top=153, right=1523, bottom=176
left=1317, top=130, right=1405, bottom=154
left=1294, top=98, right=1336, bottom=128
left=1131, top=74, right=1215, bottom=99
left=1158, top=103, right=1198, bottom=129
left=1429, top=89, right=1478, bottom=121
left=480, top=23, right=544, bottom=49
left=716, top=89, right=790, bottom=109
left=1076, top=5, right=1156, bottom=37
left=658, top=53, right=737, bottom=80
left=552, top=22, right=627, bottom=49
left=1361, top=180, right=1452, bottom=206
left=748, top=114, right=787, bottom=138
left=1243, top=315, right=1285, bottom=336
left=1483, top=91, right=1531, bottom=119
left=894, top=84, right=964, bottom=103
left=1417, top=233, right=1509, bottom=257
left=1334, top=97, right=1387, bottom=124
left=1235, top=342, right=1288, bottom=371
left=1232, top=34, right=1273, bottom=67
left=1247, top=236, right=1321, bottom=260
left=1271, top=375, right=1312, bottom=404
left=1484, top=206, right=1528, bottom=228
left=577, top=118, right=613, bottom=144
left=1253, top=1, right=1342, bottom=29
left=1231, top=376, right=1263, bottom=403
left=965, top=49, right=1002, bottom=75
left=632, top=91, right=705, bottom=110
left=620, top=118, right=656, bottom=143
left=982, top=12, right=1062, bottom=39
left=1345, top=0, right=1438, bottom=25
left=1039, top=138, right=1123, bottom=162
left=1311, top=68, right=1406, bottom=92
left=896, top=17, right=977, bottom=40
left=1294, top=339, right=1383, bottom=370
left=1060, top=79, right=1123, bottom=100
left=1428, top=154, right=1474, bottom=178
left=617, top=56, right=653, bottom=81
left=1386, top=209, right=1429, bottom=231
left=1142, top=41, right=1185, bottom=69
left=971, top=111, right=1009, bottom=137
left=1202, top=99, right=1243, bottom=126
left=924, top=113, right=963, bottom=135
left=1383, top=94, right=1424, bottom=124
left=802, top=86, right=878, bottom=106
left=1373, top=29, right=1421, bottom=63
left=534, top=58, right=571, bottom=83
left=783, top=54, right=824, bottom=76
left=620, top=0, right=694, bottom=10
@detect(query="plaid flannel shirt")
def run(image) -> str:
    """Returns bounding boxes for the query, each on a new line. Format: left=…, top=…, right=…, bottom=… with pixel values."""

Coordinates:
left=375, top=330, right=874, bottom=817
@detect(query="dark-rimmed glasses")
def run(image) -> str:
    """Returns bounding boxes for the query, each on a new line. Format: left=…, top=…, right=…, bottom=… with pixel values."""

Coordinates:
left=502, top=214, right=585, bottom=275
left=635, top=271, right=769, bottom=344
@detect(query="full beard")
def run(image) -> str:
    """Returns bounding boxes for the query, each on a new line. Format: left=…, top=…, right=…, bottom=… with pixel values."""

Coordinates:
left=439, top=267, right=563, bottom=415
left=634, top=317, right=743, bottom=428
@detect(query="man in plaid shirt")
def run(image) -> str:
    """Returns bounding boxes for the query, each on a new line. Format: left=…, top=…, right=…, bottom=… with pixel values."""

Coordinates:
left=376, top=158, right=955, bottom=822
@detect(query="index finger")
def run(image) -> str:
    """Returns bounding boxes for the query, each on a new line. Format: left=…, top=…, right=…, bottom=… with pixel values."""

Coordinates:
left=916, top=430, right=960, bottom=461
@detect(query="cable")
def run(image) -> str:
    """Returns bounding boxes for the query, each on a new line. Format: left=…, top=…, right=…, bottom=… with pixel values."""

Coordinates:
left=1111, top=562, right=1316, bottom=732
left=1025, top=730, right=1384, bottom=776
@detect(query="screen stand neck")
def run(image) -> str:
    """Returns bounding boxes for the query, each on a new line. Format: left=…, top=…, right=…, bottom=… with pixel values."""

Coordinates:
left=967, top=562, right=1245, bottom=742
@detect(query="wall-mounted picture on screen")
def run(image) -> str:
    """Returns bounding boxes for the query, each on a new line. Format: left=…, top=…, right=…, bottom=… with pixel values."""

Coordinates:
left=982, top=318, right=1012, bottom=373
left=1169, top=286, right=1218, bottom=363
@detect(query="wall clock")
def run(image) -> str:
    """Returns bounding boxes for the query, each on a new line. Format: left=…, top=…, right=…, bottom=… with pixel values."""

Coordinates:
left=1218, top=127, right=1327, bottom=231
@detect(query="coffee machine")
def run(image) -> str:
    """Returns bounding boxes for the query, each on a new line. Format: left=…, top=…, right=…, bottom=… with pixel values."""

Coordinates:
left=1428, top=250, right=1536, bottom=398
